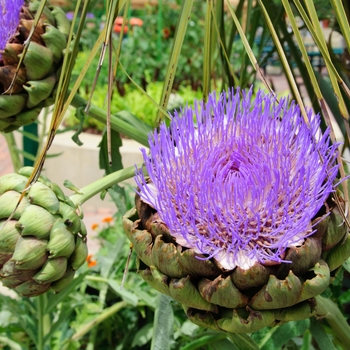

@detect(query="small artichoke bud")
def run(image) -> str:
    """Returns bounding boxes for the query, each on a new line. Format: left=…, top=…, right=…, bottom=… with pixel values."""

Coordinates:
left=0, top=168, right=88, bottom=297
left=0, top=1, right=71, bottom=132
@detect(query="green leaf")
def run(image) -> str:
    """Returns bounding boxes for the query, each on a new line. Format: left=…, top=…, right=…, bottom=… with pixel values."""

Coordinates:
left=310, top=318, right=336, bottom=350
left=99, top=128, right=123, bottom=174
left=108, top=185, right=127, bottom=215
left=180, top=334, right=228, bottom=350
left=107, top=279, right=139, bottom=306
left=131, top=323, right=153, bottom=348
left=71, top=107, right=86, bottom=146
left=227, top=333, right=260, bottom=350
left=45, top=272, right=88, bottom=314
left=259, top=320, right=310, bottom=350
left=151, top=294, right=174, bottom=350
left=0, top=336, right=22, bottom=350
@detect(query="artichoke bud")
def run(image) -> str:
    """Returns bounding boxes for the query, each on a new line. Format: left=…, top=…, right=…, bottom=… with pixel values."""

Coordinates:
left=0, top=1, right=71, bottom=132
left=0, top=168, right=88, bottom=296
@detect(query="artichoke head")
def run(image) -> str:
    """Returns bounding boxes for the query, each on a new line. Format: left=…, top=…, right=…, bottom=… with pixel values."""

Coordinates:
left=122, top=194, right=350, bottom=334
left=0, top=167, right=88, bottom=297
left=0, top=1, right=70, bottom=132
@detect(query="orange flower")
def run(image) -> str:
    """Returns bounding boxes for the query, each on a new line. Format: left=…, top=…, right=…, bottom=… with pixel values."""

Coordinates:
left=91, top=223, right=99, bottom=230
left=102, top=216, right=113, bottom=224
left=86, top=254, right=97, bottom=268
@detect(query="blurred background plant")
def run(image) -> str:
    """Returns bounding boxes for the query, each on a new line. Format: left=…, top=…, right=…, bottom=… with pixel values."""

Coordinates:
left=1, top=0, right=350, bottom=348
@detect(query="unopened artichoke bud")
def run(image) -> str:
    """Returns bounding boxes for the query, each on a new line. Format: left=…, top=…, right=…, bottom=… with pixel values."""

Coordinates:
left=0, top=0, right=70, bottom=132
left=124, top=89, right=348, bottom=334
left=0, top=167, right=88, bottom=297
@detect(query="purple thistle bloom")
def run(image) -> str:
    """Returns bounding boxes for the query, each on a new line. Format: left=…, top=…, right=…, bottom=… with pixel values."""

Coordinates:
left=0, top=0, right=24, bottom=54
left=135, top=88, right=339, bottom=270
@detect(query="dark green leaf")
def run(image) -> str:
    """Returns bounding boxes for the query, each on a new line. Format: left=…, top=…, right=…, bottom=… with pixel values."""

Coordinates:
left=310, top=318, right=336, bottom=350
left=71, top=107, right=86, bottom=146
left=98, top=128, right=123, bottom=175
left=259, top=320, right=310, bottom=350
left=228, top=333, right=260, bottom=350
left=131, top=323, right=153, bottom=347
left=45, top=272, right=88, bottom=314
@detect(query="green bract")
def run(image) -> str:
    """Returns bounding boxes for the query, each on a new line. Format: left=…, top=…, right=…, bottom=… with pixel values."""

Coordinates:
left=0, top=167, right=88, bottom=297
left=122, top=195, right=350, bottom=333
left=0, top=1, right=70, bottom=132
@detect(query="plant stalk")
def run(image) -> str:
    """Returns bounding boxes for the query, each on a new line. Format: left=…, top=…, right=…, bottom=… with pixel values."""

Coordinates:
left=70, top=93, right=149, bottom=146
left=36, top=295, right=45, bottom=350
left=3, top=132, right=22, bottom=172
left=69, top=164, right=139, bottom=206
left=62, top=301, right=128, bottom=350
left=314, top=295, right=350, bottom=346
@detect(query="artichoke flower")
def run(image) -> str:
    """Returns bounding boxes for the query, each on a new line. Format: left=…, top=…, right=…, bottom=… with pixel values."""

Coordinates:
left=0, top=0, right=70, bottom=133
left=0, top=167, right=88, bottom=297
left=123, top=88, right=350, bottom=333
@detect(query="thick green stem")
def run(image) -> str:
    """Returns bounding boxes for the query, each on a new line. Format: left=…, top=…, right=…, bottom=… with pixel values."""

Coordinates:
left=70, top=93, right=149, bottom=146
left=314, top=295, right=350, bottom=346
left=36, top=295, right=45, bottom=350
left=3, top=132, right=22, bottom=172
left=69, top=165, right=138, bottom=206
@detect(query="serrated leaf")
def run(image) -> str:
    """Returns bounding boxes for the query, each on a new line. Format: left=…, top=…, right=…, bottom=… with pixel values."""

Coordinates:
left=99, top=128, right=123, bottom=175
